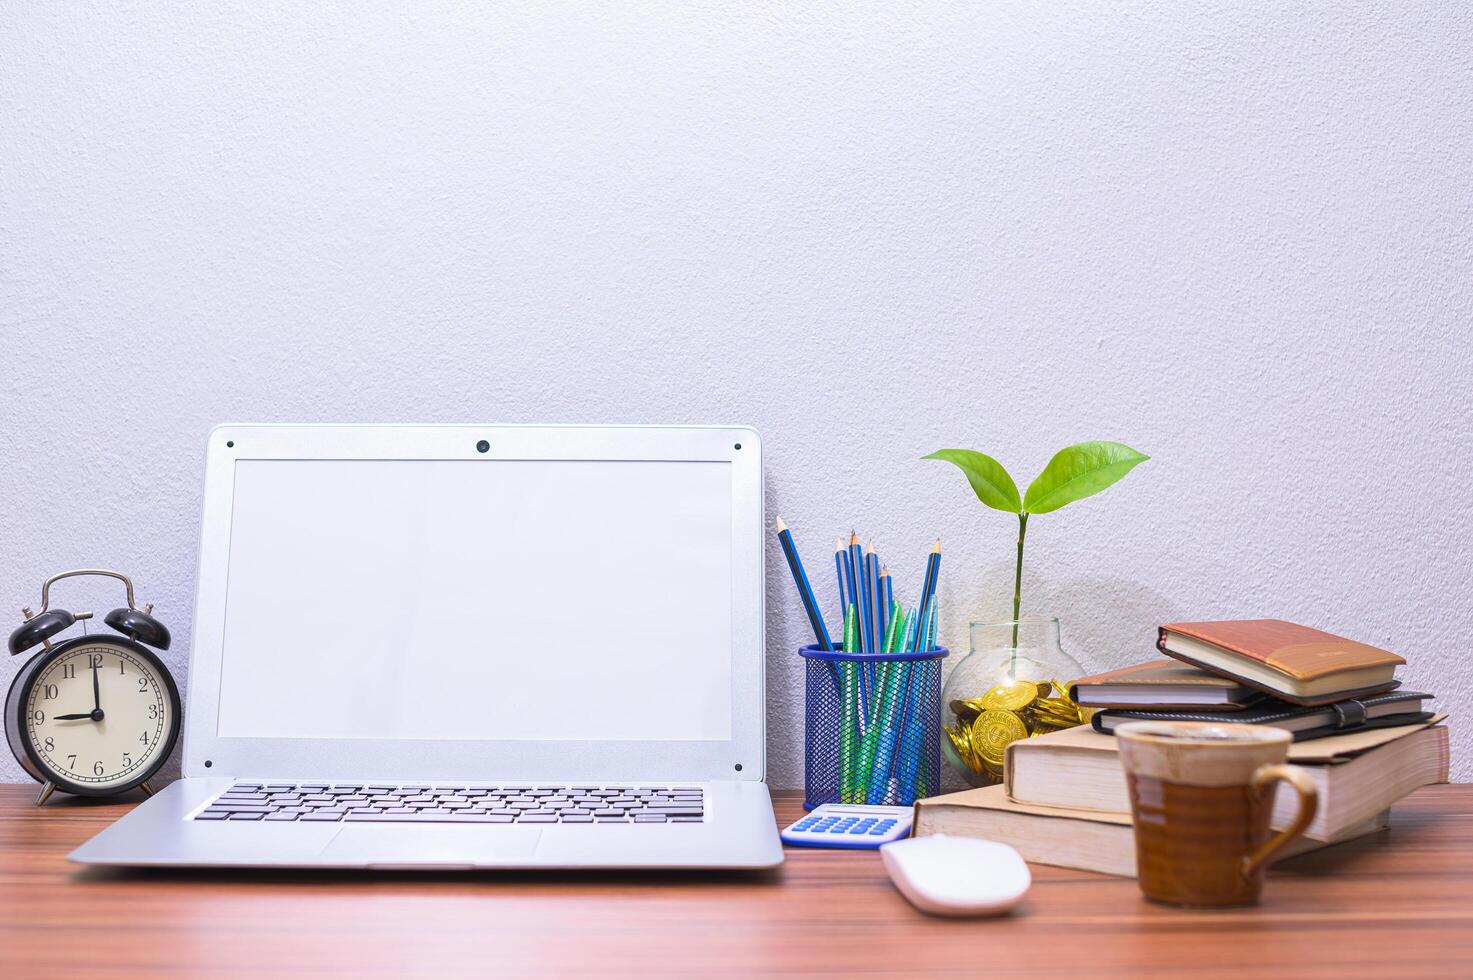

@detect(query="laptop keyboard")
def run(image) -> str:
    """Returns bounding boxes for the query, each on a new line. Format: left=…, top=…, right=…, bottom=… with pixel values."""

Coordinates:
left=192, top=783, right=706, bottom=824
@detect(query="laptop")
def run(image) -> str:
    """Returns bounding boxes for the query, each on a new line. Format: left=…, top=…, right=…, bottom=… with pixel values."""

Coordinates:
left=71, top=424, right=783, bottom=870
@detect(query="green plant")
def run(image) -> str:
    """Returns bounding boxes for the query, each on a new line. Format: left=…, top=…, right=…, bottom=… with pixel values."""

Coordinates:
left=924, top=441, right=1149, bottom=653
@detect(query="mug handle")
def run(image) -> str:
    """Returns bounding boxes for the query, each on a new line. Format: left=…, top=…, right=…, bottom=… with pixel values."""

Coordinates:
left=1241, top=764, right=1319, bottom=879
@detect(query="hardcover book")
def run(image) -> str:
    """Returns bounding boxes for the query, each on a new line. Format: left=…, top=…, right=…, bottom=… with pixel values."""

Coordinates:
left=1091, top=689, right=1431, bottom=739
left=1069, top=660, right=1260, bottom=710
left=912, top=785, right=1391, bottom=878
left=1002, top=718, right=1449, bottom=842
left=1157, top=619, right=1404, bottom=706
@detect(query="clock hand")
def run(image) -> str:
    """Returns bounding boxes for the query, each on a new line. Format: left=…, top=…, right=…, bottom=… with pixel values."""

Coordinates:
left=92, top=656, right=102, bottom=712
left=54, top=712, right=99, bottom=721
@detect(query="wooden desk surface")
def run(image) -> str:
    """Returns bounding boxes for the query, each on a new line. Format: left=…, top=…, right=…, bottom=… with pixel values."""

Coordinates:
left=1, top=784, right=1469, bottom=977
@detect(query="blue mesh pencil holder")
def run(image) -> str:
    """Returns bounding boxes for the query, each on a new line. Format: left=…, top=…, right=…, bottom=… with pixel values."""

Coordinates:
left=799, top=644, right=948, bottom=810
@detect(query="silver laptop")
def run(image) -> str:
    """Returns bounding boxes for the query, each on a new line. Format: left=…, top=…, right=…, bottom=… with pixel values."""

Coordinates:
left=72, top=424, right=783, bottom=870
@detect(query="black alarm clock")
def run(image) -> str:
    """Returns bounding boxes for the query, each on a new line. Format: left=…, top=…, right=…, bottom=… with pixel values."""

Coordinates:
left=5, top=569, right=182, bottom=806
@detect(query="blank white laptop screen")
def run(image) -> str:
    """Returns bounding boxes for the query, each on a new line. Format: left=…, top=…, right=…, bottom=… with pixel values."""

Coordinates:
left=215, top=459, right=733, bottom=741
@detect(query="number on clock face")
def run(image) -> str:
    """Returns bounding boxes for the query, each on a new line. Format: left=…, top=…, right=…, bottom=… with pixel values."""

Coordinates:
left=24, top=643, right=172, bottom=790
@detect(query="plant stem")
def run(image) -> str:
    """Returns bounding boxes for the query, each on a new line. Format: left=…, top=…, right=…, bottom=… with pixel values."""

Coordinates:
left=1011, top=512, right=1028, bottom=671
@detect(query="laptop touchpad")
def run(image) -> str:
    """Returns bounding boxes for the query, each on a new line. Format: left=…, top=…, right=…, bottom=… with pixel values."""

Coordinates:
left=321, top=825, right=543, bottom=867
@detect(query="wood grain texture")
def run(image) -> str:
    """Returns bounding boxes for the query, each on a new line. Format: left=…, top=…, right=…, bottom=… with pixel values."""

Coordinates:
left=1, top=784, right=1470, bottom=977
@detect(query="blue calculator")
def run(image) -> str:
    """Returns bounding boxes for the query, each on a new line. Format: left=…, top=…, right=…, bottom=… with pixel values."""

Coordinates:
left=780, top=804, right=914, bottom=849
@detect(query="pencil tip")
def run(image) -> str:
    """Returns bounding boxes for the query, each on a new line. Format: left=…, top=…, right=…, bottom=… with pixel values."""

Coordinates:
left=775, top=516, right=787, bottom=532
left=849, top=530, right=858, bottom=545
left=933, top=538, right=942, bottom=552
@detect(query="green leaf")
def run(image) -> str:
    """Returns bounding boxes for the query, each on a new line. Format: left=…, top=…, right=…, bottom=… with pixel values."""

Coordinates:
left=1023, top=441, right=1148, bottom=514
left=923, top=449, right=1022, bottom=513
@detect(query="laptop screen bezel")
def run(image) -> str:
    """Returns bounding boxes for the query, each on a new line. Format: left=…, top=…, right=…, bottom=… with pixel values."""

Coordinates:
left=182, top=423, right=765, bottom=782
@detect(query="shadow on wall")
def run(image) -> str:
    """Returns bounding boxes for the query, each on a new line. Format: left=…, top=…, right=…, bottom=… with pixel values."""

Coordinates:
left=1025, top=575, right=1191, bottom=676
left=933, top=574, right=1189, bottom=794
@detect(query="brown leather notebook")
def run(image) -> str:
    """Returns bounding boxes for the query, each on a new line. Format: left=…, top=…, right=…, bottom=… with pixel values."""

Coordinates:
left=1068, top=660, right=1261, bottom=710
left=1157, top=619, right=1404, bottom=706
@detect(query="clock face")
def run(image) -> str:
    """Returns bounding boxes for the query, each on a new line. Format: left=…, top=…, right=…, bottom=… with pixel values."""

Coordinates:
left=23, top=640, right=176, bottom=791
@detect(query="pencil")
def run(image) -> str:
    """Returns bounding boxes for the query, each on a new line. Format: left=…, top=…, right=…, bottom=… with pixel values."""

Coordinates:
left=859, top=542, right=876, bottom=654
left=866, top=605, right=910, bottom=804
left=833, top=538, right=849, bottom=631
left=868, top=544, right=886, bottom=657
left=775, top=517, right=833, bottom=651
left=881, top=595, right=902, bottom=654
left=890, top=543, right=940, bottom=801
left=923, top=600, right=939, bottom=651
left=844, top=532, right=861, bottom=648
left=878, top=565, right=893, bottom=650
left=913, top=540, right=942, bottom=651
left=840, top=604, right=861, bottom=803
left=896, top=601, right=941, bottom=798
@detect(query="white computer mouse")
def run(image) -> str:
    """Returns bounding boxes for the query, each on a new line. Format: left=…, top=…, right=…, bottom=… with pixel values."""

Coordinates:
left=880, top=835, right=1031, bottom=917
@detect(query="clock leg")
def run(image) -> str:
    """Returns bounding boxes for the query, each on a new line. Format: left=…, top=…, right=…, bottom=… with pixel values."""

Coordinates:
left=35, top=781, right=56, bottom=807
left=141, top=781, right=156, bottom=798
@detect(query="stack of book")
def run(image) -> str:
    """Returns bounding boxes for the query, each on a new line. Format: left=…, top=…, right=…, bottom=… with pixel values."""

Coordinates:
left=914, top=618, right=1449, bottom=877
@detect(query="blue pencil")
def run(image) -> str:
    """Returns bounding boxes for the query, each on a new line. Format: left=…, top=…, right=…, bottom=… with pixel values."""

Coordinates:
left=833, top=538, right=849, bottom=632
left=849, top=534, right=868, bottom=651
left=913, top=540, right=942, bottom=649
left=873, top=560, right=890, bottom=690
left=861, top=543, right=877, bottom=653
left=880, top=566, right=893, bottom=639
left=843, top=532, right=861, bottom=648
left=891, top=603, right=938, bottom=799
left=891, top=544, right=941, bottom=800
left=775, top=517, right=833, bottom=651
left=866, top=542, right=877, bottom=657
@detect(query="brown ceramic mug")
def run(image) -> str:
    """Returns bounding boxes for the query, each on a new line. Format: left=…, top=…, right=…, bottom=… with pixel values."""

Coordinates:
left=1116, top=721, right=1318, bottom=907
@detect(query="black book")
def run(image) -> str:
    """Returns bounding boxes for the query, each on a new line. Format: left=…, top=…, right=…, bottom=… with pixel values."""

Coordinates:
left=1092, top=689, right=1433, bottom=741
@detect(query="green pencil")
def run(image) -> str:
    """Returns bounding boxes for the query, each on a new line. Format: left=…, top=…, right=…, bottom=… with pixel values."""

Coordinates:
left=840, top=604, right=860, bottom=803
left=857, top=601, right=906, bottom=797
left=865, top=606, right=915, bottom=804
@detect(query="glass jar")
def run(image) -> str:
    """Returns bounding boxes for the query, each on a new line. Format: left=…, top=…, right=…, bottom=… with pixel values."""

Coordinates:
left=940, top=618, right=1089, bottom=786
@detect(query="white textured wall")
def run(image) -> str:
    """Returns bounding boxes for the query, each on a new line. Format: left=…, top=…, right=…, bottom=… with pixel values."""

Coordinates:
left=3, top=3, right=1469, bottom=787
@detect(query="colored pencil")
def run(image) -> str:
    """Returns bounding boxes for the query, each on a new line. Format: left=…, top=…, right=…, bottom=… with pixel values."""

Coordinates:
left=868, top=545, right=885, bottom=657
left=775, top=517, right=833, bottom=651
left=848, top=533, right=872, bottom=712
left=893, top=602, right=939, bottom=797
left=859, top=542, right=876, bottom=653
left=881, top=591, right=922, bottom=802
left=844, top=533, right=861, bottom=647
left=893, top=545, right=941, bottom=800
left=877, top=565, right=889, bottom=633
left=840, top=604, right=861, bottom=803
left=922, top=599, right=939, bottom=651
left=913, top=540, right=942, bottom=650
left=833, top=538, right=848, bottom=631
left=856, top=601, right=906, bottom=799
left=881, top=598, right=902, bottom=654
